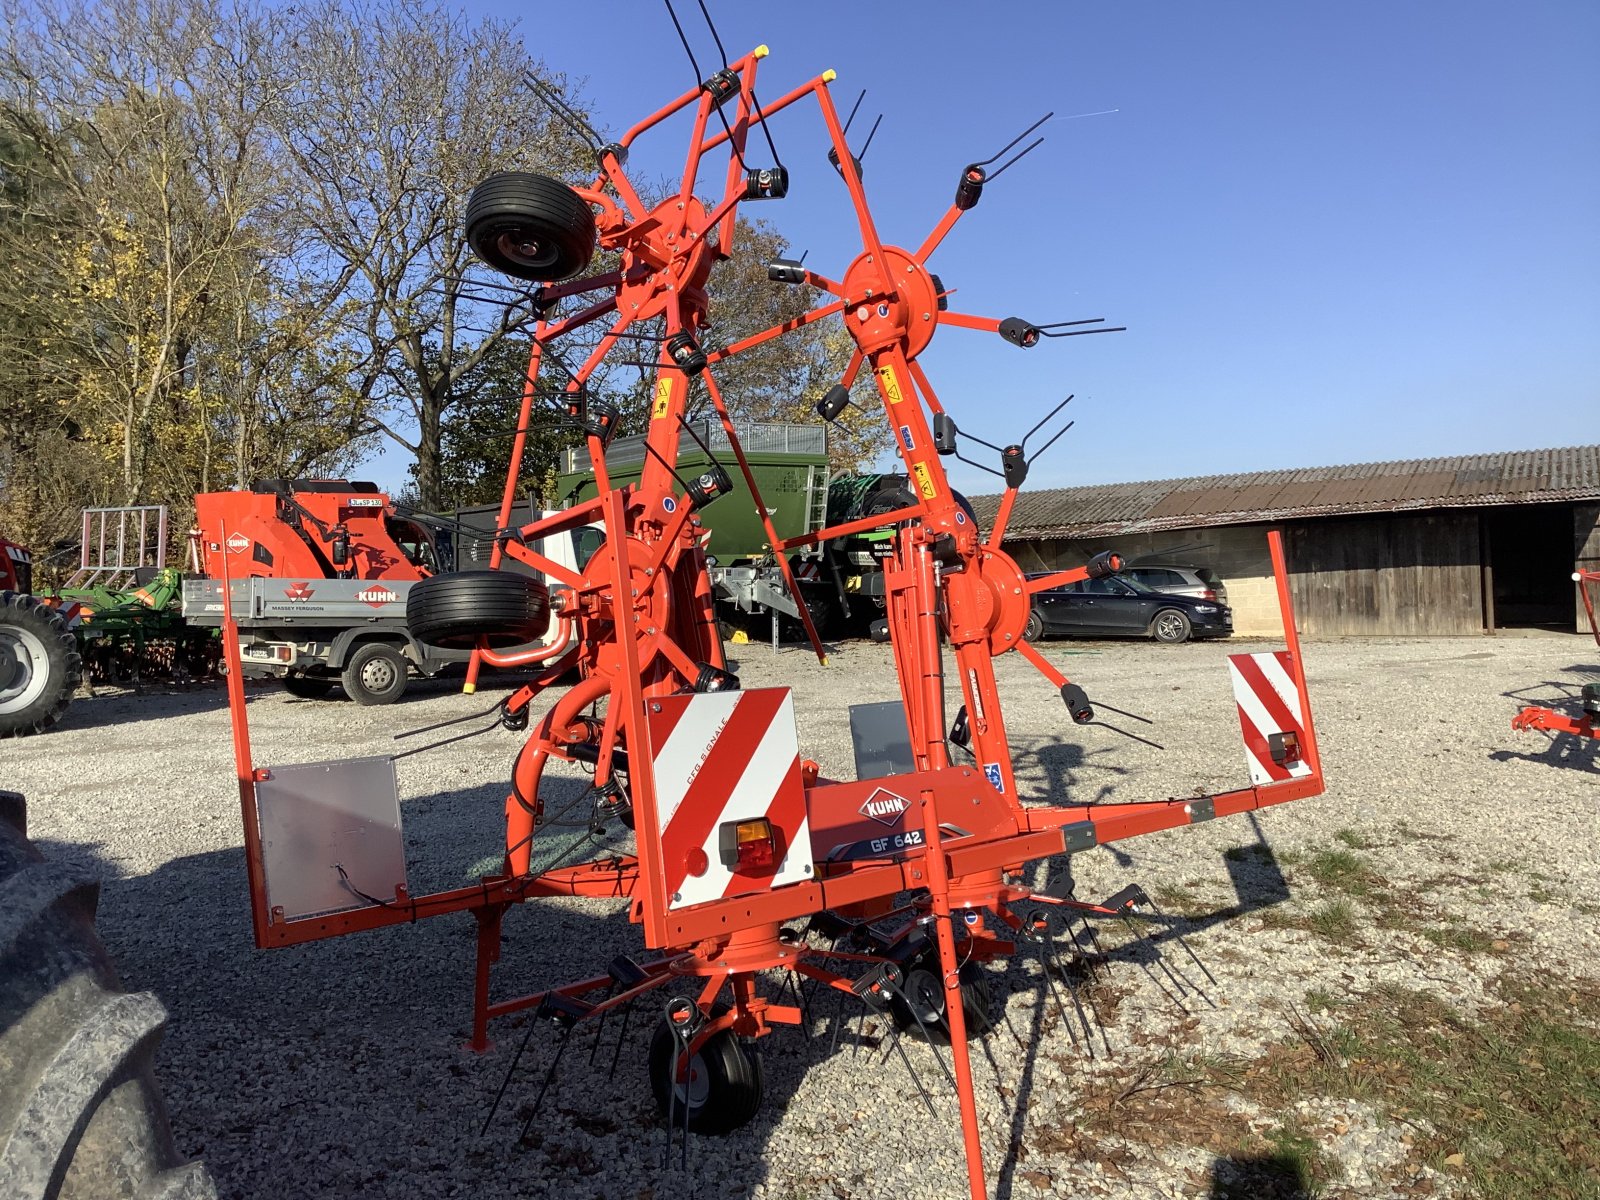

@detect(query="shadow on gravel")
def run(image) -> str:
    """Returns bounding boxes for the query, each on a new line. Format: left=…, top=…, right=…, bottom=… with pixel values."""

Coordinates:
left=1494, top=669, right=1600, bottom=773
left=1207, top=1151, right=1312, bottom=1198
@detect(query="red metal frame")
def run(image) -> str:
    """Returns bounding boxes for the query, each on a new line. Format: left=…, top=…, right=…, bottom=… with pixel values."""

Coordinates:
left=217, top=48, right=1329, bottom=1199
left=1510, top=567, right=1599, bottom=741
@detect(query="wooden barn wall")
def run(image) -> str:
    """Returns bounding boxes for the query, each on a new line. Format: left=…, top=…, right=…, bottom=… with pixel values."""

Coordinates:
left=1577, top=503, right=1600, bottom=634
left=1286, top=512, right=1482, bottom=635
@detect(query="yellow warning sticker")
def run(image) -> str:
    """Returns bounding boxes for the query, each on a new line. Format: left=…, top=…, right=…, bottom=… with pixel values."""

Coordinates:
left=652, top=377, right=674, bottom=419
left=875, top=364, right=905, bottom=405
left=912, top=462, right=938, bottom=499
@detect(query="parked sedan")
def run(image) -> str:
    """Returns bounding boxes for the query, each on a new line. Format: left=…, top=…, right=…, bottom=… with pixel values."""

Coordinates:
left=1024, top=573, right=1233, bottom=644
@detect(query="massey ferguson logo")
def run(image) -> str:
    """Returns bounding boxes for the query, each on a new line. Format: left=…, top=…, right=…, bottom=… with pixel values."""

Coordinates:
left=284, top=582, right=315, bottom=601
left=357, top=585, right=398, bottom=608
left=859, top=787, right=911, bottom=827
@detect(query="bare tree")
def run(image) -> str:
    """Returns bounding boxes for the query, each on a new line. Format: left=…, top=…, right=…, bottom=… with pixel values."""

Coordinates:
left=267, top=0, right=592, bottom=510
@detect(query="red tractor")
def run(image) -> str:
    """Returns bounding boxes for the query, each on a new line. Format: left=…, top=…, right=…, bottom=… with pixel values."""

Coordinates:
left=0, top=534, right=83, bottom=737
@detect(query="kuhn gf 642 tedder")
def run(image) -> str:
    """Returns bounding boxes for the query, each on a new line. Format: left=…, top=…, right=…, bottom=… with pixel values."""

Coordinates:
left=215, top=21, right=1325, bottom=1197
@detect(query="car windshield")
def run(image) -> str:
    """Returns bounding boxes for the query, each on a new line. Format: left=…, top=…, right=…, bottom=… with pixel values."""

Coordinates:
left=1114, top=574, right=1158, bottom=595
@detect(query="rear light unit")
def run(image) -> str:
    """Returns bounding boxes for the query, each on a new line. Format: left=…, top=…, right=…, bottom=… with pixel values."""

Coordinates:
left=1268, top=731, right=1301, bottom=766
left=1203, top=589, right=1216, bottom=601
left=719, top=816, right=778, bottom=872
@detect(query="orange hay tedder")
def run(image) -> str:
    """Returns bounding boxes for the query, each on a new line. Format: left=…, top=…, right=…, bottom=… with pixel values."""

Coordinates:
left=216, top=17, right=1325, bottom=1197
left=1510, top=567, right=1600, bottom=741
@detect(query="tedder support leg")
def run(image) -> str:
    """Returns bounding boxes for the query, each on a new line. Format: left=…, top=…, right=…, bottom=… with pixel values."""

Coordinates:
left=470, top=903, right=509, bottom=1052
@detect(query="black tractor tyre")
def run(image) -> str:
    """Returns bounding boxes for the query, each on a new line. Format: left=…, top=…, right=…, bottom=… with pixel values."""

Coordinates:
left=0, top=591, right=82, bottom=739
left=0, top=791, right=216, bottom=1199
left=406, top=571, right=551, bottom=648
left=888, top=958, right=996, bottom=1042
left=340, top=642, right=408, bottom=706
left=1150, top=608, right=1192, bottom=644
left=282, top=673, right=334, bottom=700
left=466, top=172, right=595, bottom=282
left=647, top=1005, right=764, bottom=1135
left=1023, top=609, right=1045, bottom=642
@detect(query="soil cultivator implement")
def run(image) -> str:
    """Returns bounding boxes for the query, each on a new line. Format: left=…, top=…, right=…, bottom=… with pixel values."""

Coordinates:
left=1511, top=567, right=1600, bottom=741
left=215, top=23, right=1325, bottom=1198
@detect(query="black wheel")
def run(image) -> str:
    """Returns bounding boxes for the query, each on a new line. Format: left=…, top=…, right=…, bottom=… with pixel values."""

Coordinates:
left=340, top=642, right=407, bottom=706
left=466, top=172, right=595, bottom=282
left=868, top=617, right=891, bottom=643
left=888, top=957, right=996, bottom=1042
left=1150, top=608, right=1192, bottom=644
left=406, top=570, right=551, bottom=648
left=0, top=591, right=82, bottom=738
left=647, top=1006, right=764, bottom=1135
left=282, top=673, right=334, bottom=700
left=1023, top=609, right=1045, bottom=642
left=0, top=791, right=217, bottom=1198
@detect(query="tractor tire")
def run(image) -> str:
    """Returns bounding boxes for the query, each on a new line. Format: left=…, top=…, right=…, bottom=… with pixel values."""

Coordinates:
left=340, top=642, right=408, bottom=706
left=465, top=172, right=595, bottom=282
left=406, top=571, right=551, bottom=648
left=0, top=592, right=82, bottom=739
left=647, top=1005, right=764, bottom=1135
left=0, top=791, right=216, bottom=1199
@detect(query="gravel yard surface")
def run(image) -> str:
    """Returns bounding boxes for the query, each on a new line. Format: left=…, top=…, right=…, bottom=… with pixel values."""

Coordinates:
left=4, top=631, right=1596, bottom=1199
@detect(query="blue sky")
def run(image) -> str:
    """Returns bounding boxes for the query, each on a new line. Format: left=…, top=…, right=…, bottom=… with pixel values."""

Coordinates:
left=412, top=0, right=1599, bottom=496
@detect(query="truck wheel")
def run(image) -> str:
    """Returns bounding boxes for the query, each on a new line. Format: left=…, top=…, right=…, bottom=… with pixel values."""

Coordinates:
left=466, top=172, right=595, bottom=282
left=282, top=673, right=334, bottom=700
left=0, top=591, right=82, bottom=738
left=340, top=642, right=407, bottom=705
left=0, top=791, right=216, bottom=1199
left=406, top=571, right=551, bottom=647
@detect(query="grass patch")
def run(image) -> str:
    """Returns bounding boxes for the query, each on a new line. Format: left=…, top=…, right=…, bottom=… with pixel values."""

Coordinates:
left=1333, top=828, right=1380, bottom=850
left=1304, top=849, right=1378, bottom=897
left=1306, top=900, right=1358, bottom=940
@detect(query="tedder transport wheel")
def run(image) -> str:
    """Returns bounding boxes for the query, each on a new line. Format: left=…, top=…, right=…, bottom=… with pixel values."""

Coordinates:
left=888, top=955, right=996, bottom=1042
left=281, top=673, right=334, bottom=700
left=0, top=791, right=216, bottom=1199
left=406, top=571, right=551, bottom=648
left=465, top=172, right=596, bottom=282
left=0, top=591, right=82, bottom=739
left=647, top=1008, right=764, bottom=1135
left=1150, top=609, right=1192, bottom=644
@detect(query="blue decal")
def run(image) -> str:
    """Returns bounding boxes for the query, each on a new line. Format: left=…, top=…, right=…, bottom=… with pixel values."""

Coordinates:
left=662, top=496, right=677, bottom=513
left=955, top=511, right=967, bottom=525
left=983, top=762, right=1004, bottom=792
left=899, top=424, right=914, bottom=450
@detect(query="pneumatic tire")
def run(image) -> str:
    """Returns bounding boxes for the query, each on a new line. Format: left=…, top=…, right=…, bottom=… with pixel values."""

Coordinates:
left=1150, top=608, right=1192, bottom=644
left=406, top=571, right=551, bottom=648
left=0, top=591, right=82, bottom=738
left=340, top=642, right=408, bottom=706
left=647, top=1006, right=764, bottom=1135
left=466, top=172, right=595, bottom=282
left=0, top=791, right=216, bottom=1199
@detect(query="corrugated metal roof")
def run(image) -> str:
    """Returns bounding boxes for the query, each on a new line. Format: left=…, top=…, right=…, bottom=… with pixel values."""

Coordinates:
left=971, top=445, right=1600, bottom=540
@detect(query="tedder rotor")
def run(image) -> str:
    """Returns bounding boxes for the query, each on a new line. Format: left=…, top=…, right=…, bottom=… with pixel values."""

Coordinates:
left=214, top=26, right=1326, bottom=1199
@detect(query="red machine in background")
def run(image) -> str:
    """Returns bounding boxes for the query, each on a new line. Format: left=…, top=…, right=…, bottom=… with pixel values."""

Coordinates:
left=191, top=479, right=437, bottom=582
left=1511, top=567, right=1600, bottom=741
left=215, top=28, right=1326, bottom=1200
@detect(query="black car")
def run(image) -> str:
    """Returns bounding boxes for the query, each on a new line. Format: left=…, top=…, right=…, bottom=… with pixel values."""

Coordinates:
left=1024, top=573, right=1233, bottom=644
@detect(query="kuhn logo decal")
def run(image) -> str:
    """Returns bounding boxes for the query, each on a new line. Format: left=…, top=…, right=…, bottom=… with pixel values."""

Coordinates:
left=357, top=585, right=398, bottom=608
left=224, top=533, right=250, bottom=554
left=284, top=582, right=315, bottom=601
left=858, top=787, right=911, bottom=827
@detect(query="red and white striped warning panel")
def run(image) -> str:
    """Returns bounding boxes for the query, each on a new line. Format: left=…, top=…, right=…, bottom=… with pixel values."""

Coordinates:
left=646, top=687, right=813, bottom=910
left=1227, top=651, right=1313, bottom=786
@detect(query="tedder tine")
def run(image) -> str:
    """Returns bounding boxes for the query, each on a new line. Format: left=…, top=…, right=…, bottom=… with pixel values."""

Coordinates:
left=516, top=994, right=593, bottom=1142
left=1146, top=896, right=1220, bottom=992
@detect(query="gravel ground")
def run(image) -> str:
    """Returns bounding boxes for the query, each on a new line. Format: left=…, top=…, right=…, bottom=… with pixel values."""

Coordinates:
left=4, top=631, right=1597, bottom=1199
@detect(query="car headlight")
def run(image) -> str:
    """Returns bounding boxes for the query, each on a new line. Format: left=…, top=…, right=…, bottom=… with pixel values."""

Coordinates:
left=1193, top=605, right=1217, bottom=613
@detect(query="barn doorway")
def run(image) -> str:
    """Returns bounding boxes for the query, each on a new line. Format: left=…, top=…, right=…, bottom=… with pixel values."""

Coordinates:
left=1484, top=505, right=1573, bottom=630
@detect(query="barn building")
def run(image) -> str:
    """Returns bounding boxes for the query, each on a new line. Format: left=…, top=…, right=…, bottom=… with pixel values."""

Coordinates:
left=971, top=445, right=1600, bottom=638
